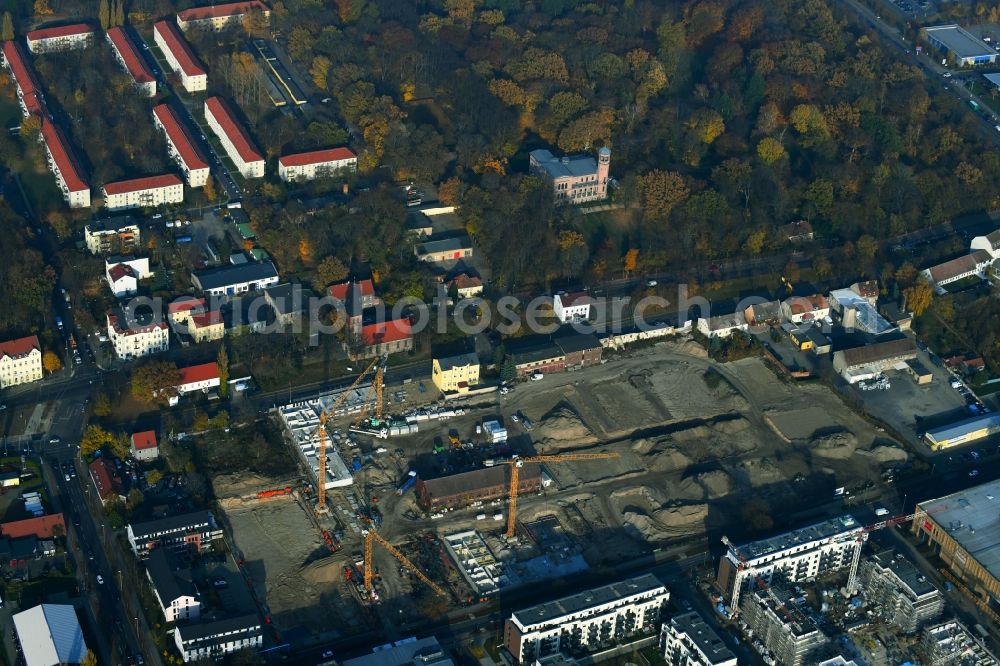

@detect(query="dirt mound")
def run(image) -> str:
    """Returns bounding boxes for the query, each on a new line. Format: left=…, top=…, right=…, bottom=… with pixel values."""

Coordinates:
left=300, top=558, right=340, bottom=585
left=622, top=504, right=708, bottom=541
left=667, top=418, right=758, bottom=461
left=535, top=402, right=599, bottom=451
left=679, top=469, right=733, bottom=499
left=865, top=445, right=909, bottom=463
left=812, top=430, right=858, bottom=450
left=634, top=438, right=693, bottom=473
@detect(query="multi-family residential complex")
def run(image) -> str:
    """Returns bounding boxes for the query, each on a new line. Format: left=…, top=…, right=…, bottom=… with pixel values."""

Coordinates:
left=85, top=217, right=140, bottom=254
left=342, top=636, right=454, bottom=666
left=717, top=515, right=866, bottom=608
left=858, top=550, right=944, bottom=634
left=0, top=336, right=43, bottom=389
left=277, top=147, right=357, bottom=182
left=173, top=614, right=263, bottom=663
left=153, top=20, right=207, bottom=93
left=204, top=97, right=265, bottom=178
left=503, top=574, right=668, bottom=663
left=529, top=147, right=610, bottom=205
left=106, top=27, right=156, bottom=96
left=192, top=261, right=279, bottom=296
left=431, top=353, right=480, bottom=393
left=102, top=174, right=184, bottom=210
left=40, top=120, right=90, bottom=208
left=153, top=104, right=210, bottom=186
left=660, top=611, right=737, bottom=666
left=146, top=548, right=201, bottom=622
left=107, top=307, right=169, bottom=359
left=740, top=587, right=829, bottom=666
left=2, top=40, right=44, bottom=117
left=176, top=0, right=271, bottom=31
left=126, top=510, right=222, bottom=557
left=920, top=620, right=999, bottom=665
left=26, top=23, right=94, bottom=54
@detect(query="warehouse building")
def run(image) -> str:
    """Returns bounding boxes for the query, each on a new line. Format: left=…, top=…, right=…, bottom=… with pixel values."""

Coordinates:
left=504, top=574, right=668, bottom=663
left=913, top=479, right=1000, bottom=616
left=717, top=515, right=866, bottom=609
left=659, top=611, right=737, bottom=665
left=858, top=549, right=944, bottom=633
left=13, top=604, right=88, bottom=666
left=739, top=587, right=828, bottom=666
left=831, top=337, right=917, bottom=384
left=416, top=464, right=541, bottom=510
left=923, top=25, right=997, bottom=66
left=103, top=174, right=184, bottom=210
left=204, top=96, right=265, bottom=178
left=154, top=20, right=206, bottom=92
left=106, top=27, right=155, bottom=96
left=923, top=412, right=1000, bottom=450
left=277, top=147, right=357, bottom=182
left=26, top=23, right=93, bottom=53
left=153, top=104, right=210, bottom=187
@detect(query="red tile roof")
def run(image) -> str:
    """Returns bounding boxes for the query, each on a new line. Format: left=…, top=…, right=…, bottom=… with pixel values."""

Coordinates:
left=205, top=97, right=263, bottom=164
left=558, top=291, right=591, bottom=307
left=89, top=458, right=123, bottom=500
left=329, top=279, right=374, bottom=301
left=106, top=27, right=155, bottom=85
left=361, top=319, right=412, bottom=346
left=3, top=41, right=44, bottom=113
left=26, top=23, right=93, bottom=42
left=1, top=513, right=65, bottom=539
left=446, top=274, right=482, bottom=290
left=178, top=362, right=219, bottom=386
left=103, top=174, right=182, bottom=195
left=153, top=104, right=208, bottom=171
left=154, top=20, right=206, bottom=77
left=0, top=335, right=40, bottom=359
left=177, top=0, right=269, bottom=23
left=40, top=120, right=88, bottom=192
left=131, top=430, right=158, bottom=450
left=168, top=297, right=207, bottom=314
left=107, top=263, right=136, bottom=282
left=278, top=147, right=356, bottom=168
left=190, top=310, right=222, bottom=327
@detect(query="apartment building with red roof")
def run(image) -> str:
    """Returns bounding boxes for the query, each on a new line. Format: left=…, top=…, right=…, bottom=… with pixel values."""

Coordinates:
left=176, top=0, right=270, bottom=31
left=89, top=458, right=125, bottom=503
left=0, top=335, right=42, bottom=389
left=106, top=27, right=156, bottom=97
left=102, top=174, right=184, bottom=211
left=204, top=97, right=264, bottom=178
left=40, top=120, right=90, bottom=208
left=107, top=308, right=169, bottom=360
left=153, top=20, right=206, bottom=93
left=353, top=319, right=413, bottom=359
left=0, top=513, right=65, bottom=539
left=153, top=104, right=209, bottom=186
left=277, top=147, right=357, bottom=182
left=26, top=23, right=94, bottom=54
left=1, top=40, right=44, bottom=116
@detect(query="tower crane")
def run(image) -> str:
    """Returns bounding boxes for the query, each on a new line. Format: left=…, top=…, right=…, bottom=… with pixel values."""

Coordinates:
left=363, top=528, right=446, bottom=599
left=500, top=453, right=620, bottom=539
left=354, top=357, right=388, bottom=427
left=312, top=356, right=382, bottom=513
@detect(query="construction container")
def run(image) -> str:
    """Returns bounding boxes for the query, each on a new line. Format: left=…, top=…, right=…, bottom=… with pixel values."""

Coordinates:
left=351, top=457, right=363, bottom=472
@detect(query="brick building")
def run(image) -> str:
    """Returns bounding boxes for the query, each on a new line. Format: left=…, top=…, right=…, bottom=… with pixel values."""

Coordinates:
left=416, top=464, right=541, bottom=510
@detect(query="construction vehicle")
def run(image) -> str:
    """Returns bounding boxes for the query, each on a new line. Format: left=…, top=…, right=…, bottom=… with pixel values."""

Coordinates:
left=396, top=471, right=418, bottom=496
left=500, top=453, right=620, bottom=539
left=256, top=487, right=292, bottom=499
left=312, top=356, right=382, bottom=513
left=362, top=528, right=446, bottom=599
left=449, top=433, right=461, bottom=448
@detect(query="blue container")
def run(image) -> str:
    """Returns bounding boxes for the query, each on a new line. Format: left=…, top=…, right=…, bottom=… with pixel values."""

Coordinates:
left=351, top=457, right=362, bottom=472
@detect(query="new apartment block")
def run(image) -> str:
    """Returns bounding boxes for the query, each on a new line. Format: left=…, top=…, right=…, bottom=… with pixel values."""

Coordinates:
left=739, top=587, right=829, bottom=666
left=204, top=96, right=264, bottom=178
left=173, top=614, right=262, bottom=662
left=85, top=217, right=140, bottom=254
left=920, top=620, right=999, bottom=665
left=858, top=550, right=944, bottom=634
left=277, top=147, right=357, bottom=182
left=0, top=336, right=43, bottom=389
left=127, top=510, right=222, bottom=557
left=146, top=548, right=200, bottom=622
left=660, top=611, right=738, bottom=666
left=153, top=104, right=210, bottom=186
left=504, top=574, right=668, bottom=663
left=154, top=21, right=206, bottom=92
left=106, top=27, right=155, bottom=96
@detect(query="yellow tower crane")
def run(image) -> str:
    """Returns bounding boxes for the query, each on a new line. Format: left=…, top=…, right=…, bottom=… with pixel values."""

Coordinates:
left=363, top=528, right=447, bottom=598
left=312, top=356, right=381, bottom=513
left=501, top=453, right=620, bottom=539
left=354, top=358, right=387, bottom=427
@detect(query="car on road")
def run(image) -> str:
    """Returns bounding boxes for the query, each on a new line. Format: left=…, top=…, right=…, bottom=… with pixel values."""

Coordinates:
left=943, top=72, right=952, bottom=78
left=64, top=474, right=70, bottom=482
left=970, top=469, right=980, bottom=477
left=96, top=574, right=104, bottom=584
left=322, top=651, right=334, bottom=659
left=510, top=414, right=519, bottom=422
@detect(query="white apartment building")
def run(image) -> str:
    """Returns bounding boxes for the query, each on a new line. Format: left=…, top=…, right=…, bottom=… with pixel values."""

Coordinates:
left=173, top=614, right=262, bottom=663
left=146, top=549, right=201, bottom=623
left=107, top=309, right=169, bottom=360
left=102, top=174, right=184, bottom=211
left=717, top=515, right=867, bottom=609
left=504, top=574, right=668, bottom=663
left=153, top=104, right=209, bottom=187
left=154, top=21, right=207, bottom=93
left=553, top=291, right=592, bottom=323
left=740, top=587, right=829, bottom=666
left=858, top=550, right=944, bottom=634
left=529, top=147, right=610, bottom=205
left=84, top=217, right=140, bottom=254
left=176, top=0, right=271, bottom=31
left=660, top=611, right=738, bottom=666
left=26, top=23, right=93, bottom=54
left=127, top=511, right=221, bottom=557
left=40, top=120, right=90, bottom=208
left=204, top=97, right=264, bottom=178
left=2, top=40, right=45, bottom=117
left=106, top=27, right=156, bottom=96
left=277, top=147, right=357, bottom=182
left=0, top=335, right=43, bottom=389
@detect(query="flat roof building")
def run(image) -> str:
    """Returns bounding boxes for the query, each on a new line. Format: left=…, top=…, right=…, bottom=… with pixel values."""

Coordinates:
left=740, top=586, right=828, bottom=666
left=106, top=27, right=155, bottom=96
left=920, top=619, right=999, bottom=665
left=85, top=216, right=140, bottom=254
left=127, top=510, right=222, bottom=557
left=173, top=614, right=262, bottom=662
left=103, top=173, right=184, bottom=210
left=13, top=604, right=88, bottom=666
left=176, top=0, right=271, bottom=31
left=923, top=25, right=997, bottom=66
left=204, top=96, right=264, bottom=178
left=153, top=20, right=206, bottom=93
left=26, top=23, right=93, bottom=54
left=153, top=104, right=210, bottom=187
left=416, top=464, right=541, bottom=511
left=415, top=236, right=473, bottom=264
left=660, top=610, right=737, bottom=665
left=192, top=261, right=279, bottom=296
left=718, top=515, right=866, bottom=609
left=923, top=412, right=1000, bottom=450
left=341, top=636, right=454, bottom=666
left=278, top=147, right=357, bottom=182
left=858, top=549, right=944, bottom=633
left=40, top=120, right=90, bottom=208
left=504, top=574, right=668, bottom=663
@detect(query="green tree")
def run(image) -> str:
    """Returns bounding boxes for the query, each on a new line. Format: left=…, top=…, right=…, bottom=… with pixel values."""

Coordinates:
left=500, top=356, right=516, bottom=383
left=146, top=469, right=164, bottom=486
left=125, top=488, right=143, bottom=513
left=217, top=345, right=230, bottom=399
left=1, top=12, right=14, bottom=41
left=110, top=433, right=130, bottom=460
left=80, top=425, right=116, bottom=457
left=92, top=392, right=112, bottom=417
left=756, top=137, right=786, bottom=164
left=98, top=0, right=110, bottom=28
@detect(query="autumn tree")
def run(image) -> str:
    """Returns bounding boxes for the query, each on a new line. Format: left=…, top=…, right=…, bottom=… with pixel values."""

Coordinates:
left=316, top=255, right=349, bottom=286
left=310, top=55, right=332, bottom=91
left=130, top=361, right=181, bottom=405
left=81, top=651, right=99, bottom=666
left=437, top=177, right=465, bottom=206
left=203, top=175, right=217, bottom=202
left=217, top=344, right=229, bottom=399
left=1, top=12, right=14, bottom=40
left=33, top=0, right=53, bottom=16
left=640, top=170, right=690, bottom=222
left=92, top=392, right=112, bottom=417
left=756, top=137, right=786, bottom=165
left=80, top=425, right=116, bottom=457
left=99, top=0, right=110, bottom=28
left=42, top=351, right=62, bottom=374
left=904, top=279, right=933, bottom=317
left=113, top=0, right=124, bottom=26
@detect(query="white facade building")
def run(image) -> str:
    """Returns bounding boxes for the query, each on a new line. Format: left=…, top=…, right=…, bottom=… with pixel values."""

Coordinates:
left=40, top=120, right=90, bottom=208
left=277, top=147, right=357, bottom=182
left=660, top=611, right=738, bottom=666
left=26, top=24, right=93, bottom=54
left=153, top=104, right=210, bottom=187
left=529, top=147, right=610, bottom=205
left=173, top=615, right=263, bottom=663
left=85, top=217, right=140, bottom=254
left=107, top=309, right=169, bottom=360
left=154, top=20, right=207, bottom=93
left=0, top=336, right=43, bottom=389
left=697, top=313, right=748, bottom=339
left=921, top=250, right=992, bottom=294
left=106, top=27, right=156, bottom=96
left=176, top=0, right=271, bottom=31
left=204, top=97, right=265, bottom=178
left=103, top=174, right=184, bottom=210
left=105, top=255, right=151, bottom=297
left=553, top=291, right=592, bottom=323
left=192, top=261, right=279, bottom=296
left=718, top=515, right=866, bottom=609
left=146, top=548, right=201, bottom=623
left=504, top=574, right=668, bottom=663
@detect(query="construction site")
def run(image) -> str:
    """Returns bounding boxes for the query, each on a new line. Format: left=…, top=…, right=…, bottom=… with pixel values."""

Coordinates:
left=210, top=339, right=910, bottom=640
